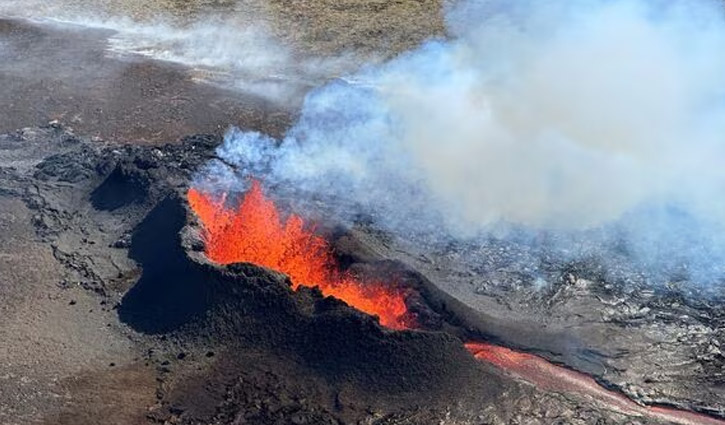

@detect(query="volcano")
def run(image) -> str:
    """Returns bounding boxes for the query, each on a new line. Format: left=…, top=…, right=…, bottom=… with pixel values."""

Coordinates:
left=187, top=180, right=413, bottom=330
left=3, top=0, right=725, bottom=423
left=186, top=174, right=725, bottom=425
left=0, top=123, right=723, bottom=424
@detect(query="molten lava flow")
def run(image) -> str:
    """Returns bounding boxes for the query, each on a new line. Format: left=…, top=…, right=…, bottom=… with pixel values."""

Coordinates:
left=187, top=180, right=411, bottom=330
left=466, top=342, right=725, bottom=425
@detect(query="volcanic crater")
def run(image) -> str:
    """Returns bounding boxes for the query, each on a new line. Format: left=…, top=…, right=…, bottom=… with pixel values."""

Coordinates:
left=1, top=124, right=724, bottom=424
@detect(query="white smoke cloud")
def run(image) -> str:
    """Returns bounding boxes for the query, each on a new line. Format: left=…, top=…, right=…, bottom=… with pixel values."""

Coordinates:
left=210, top=0, right=725, bottom=283
left=385, top=0, right=725, bottom=229
left=223, top=0, right=725, bottom=219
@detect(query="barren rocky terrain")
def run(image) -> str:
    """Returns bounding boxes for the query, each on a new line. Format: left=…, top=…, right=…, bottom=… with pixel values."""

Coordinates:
left=0, top=19, right=289, bottom=143
left=1, top=124, right=723, bottom=425
left=0, top=0, right=445, bottom=143
left=2, top=1, right=725, bottom=425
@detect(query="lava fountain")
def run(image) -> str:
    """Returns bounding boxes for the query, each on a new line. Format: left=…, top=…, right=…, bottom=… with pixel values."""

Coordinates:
left=187, top=180, right=412, bottom=330
left=187, top=180, right=725, bottom=424
left=187, top=180, right=725, bottom=425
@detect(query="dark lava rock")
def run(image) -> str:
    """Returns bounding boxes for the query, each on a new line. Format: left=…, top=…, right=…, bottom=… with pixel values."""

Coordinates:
left=4, top=125, right=720, bottom=424
left=91, top=163, right=150, bottom=210
left=34, top=144, right=102, bottom=183
left=111, top=233, right=132, bottom=249
left=108, top=192, right=511, bottom=424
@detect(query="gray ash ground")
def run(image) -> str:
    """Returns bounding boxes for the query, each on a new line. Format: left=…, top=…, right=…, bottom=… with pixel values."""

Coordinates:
left=1, top=124, right=724, bottom=425
left=0, top=18, right=292, bottom=144
left=376, top=234, right=725, bottom=416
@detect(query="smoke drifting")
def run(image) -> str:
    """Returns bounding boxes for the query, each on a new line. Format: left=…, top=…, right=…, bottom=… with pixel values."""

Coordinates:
left=98, top=19, right=353, bottom=102
left=0, top=0, right=354, bottom=103
left=205, top=0, right=725, bottom=285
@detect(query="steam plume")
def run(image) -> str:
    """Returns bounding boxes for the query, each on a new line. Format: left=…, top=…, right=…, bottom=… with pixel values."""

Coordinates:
left=208, top=0, right=725, bottom=286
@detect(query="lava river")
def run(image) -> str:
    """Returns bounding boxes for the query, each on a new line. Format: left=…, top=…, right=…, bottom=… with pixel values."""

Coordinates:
left=467, top=343, right=725, bottom=425
left=188, top=181, right=725, bottom=425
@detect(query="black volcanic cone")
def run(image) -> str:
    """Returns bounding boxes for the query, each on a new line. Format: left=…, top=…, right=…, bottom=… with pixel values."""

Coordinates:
left=115, top=193, right=504, bottom=423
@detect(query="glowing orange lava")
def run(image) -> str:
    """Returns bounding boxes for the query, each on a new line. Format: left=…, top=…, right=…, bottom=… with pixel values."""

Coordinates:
left=466, top=342, right=725, bottom=425
left=187, top=180, right=412, bottom=330
left=187, top=181, right=725, bottom=424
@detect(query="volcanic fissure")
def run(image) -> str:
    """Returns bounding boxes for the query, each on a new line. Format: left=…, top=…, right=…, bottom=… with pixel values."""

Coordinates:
left=188, top=180, right=413, bottom=330
left=187, top=181, right=725, bottom=425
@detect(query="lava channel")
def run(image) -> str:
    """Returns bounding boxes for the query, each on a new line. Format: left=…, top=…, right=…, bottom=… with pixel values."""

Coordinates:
left=466, top=342, right=725, bottom=425
left=187, top=180, right=413, bottom=330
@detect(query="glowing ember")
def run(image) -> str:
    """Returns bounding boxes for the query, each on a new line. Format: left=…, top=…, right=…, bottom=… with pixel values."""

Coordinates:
left=187, top=180, right=412, bottom=330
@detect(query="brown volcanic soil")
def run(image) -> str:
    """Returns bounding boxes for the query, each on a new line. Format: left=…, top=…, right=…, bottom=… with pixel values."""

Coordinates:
left=265, top=0, right=445, bottom=56
left=0, top=0, right=445, bottom=145
left=0, top=0, right=445, bottom=55
left=0, top=18, right=290, bottom=144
